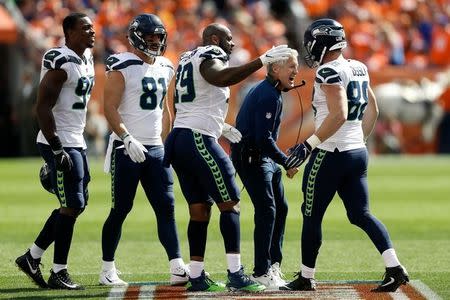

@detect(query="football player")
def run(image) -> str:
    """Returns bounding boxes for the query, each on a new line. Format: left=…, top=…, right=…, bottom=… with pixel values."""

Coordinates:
left=282, top=18, right=409, bottom=292
left=99, top=14, right=188, bottom=286
left=164, top=23, right=293, bottom=292
left=15, top=12, right=95, bottom=290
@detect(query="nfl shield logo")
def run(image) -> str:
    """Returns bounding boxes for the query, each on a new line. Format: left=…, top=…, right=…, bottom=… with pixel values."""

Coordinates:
left=265, top=112, right=272, bottom=119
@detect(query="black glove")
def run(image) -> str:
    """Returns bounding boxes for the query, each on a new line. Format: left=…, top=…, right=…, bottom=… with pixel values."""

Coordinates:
left=54, top=150, right=73, bottom=172
left=285, top=141, right=312, bottom=169
left=48, top=136, right=73, bottom=172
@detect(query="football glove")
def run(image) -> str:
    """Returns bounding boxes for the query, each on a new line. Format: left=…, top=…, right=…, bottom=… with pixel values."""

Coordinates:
left=259, top=45, right=292, bottom=66
left=285, top=142, right=312, bottom=169
left=222, top=123, right=242, bottom=143
left=122, top=134, right=147, bottom=163
left=53, top=149, right=73, bottom=172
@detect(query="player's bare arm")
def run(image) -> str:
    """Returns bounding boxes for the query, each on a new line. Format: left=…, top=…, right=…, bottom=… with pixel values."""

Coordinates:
left=103, top=70, right=127, bottom=137
left=362, top=85, right=379, bottom=140
left=199, top=58, right=262, bottom=87
left=35, top=69, right=67, bottom=142
left=314, top=83, right=347, bottom=142
left=161, top=79, right=173, bottom=141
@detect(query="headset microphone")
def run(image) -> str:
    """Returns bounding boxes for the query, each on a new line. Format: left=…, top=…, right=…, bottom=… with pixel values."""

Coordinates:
left=283, top=80, right=306, bottom=92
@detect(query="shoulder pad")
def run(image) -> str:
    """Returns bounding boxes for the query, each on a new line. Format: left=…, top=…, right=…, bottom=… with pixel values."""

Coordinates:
left=43, top=48, right=82, bottom=70
left=315, top=66, right=342, bottom=84
left=198, top=45, right=228, bottom=62
left=105, top=53, right=144, bottom=71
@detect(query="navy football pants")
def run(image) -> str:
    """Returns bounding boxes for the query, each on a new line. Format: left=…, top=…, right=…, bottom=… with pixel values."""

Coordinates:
left=301, top=147, right=393, bottom=268
left=232, top=151, right=288, bottom=276
left=102, top=142, right=181, bottom=261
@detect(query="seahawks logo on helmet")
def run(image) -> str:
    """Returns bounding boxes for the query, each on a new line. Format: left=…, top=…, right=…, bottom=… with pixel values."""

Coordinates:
left=303, top=18, right=347, bottom=68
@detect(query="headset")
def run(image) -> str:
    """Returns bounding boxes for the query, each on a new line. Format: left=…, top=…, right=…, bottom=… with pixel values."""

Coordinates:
left=265, top=75, right=307, bottom=144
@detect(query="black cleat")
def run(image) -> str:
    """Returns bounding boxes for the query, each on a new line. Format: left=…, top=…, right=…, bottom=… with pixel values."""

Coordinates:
left=279, top=272, right=316, bottom=291
left=48, top=269, right=84, bottom=290
left=372, top=265, right=409, bottom=292
left=15, top=250, right=47, bottom=288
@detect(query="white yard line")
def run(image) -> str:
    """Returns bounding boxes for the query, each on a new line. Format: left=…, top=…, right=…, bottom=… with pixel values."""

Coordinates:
left=410, top=280, right=443, bottom=300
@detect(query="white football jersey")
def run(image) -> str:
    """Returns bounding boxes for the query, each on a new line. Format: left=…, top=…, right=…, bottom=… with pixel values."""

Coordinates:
left=173, top=45, right=230, bottom=139
left=313, top=56, right=368, bottom=152
left=105, top=52, right=174, bottom=145
left=36, top=45, right=95, bottom=149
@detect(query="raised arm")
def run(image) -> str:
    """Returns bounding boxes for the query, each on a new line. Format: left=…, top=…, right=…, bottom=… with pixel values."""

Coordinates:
left=199, top=45, right=292, bottom=87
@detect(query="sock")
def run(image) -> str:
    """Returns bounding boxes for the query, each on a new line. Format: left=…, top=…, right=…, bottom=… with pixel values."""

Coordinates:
left=169, top=258, right=185, bottom=273
left=301, top=264, right=315, bottom=279
left=53, top=213, right=76, bottom=265
left=382, top=248, right=401, bottom=268
left=53, top=263, right=67, bottom=273
left=102, top=260, right=116, bottom=272
left=30, top=243, right=45, bottom=259
left=34, top=209, right=59, bottom=250
left=226, top=253, right=241, bottom=273
left=219, top=211, right=240, bottom=253
left=187, top=220, right=208, bottom=257
left=189, top=260, right=204, bottom=279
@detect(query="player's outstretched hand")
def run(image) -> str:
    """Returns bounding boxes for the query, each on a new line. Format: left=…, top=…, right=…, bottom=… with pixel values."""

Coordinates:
left=259, top=45, right=292, bottom=66
left=222, top=123, right=242, bottom=143
left=123, top=134, right=147, bottom=163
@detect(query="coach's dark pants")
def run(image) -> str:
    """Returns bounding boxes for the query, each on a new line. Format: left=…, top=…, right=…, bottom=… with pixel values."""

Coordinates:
left=232, top=148, right=288, bottom=276
left=301, top=147, right=393, bottom=268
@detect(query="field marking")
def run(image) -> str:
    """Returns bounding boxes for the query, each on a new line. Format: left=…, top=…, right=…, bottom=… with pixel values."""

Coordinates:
left=106, top=280, right=440, bottom=300
left=409, top=280, right=443, bottom=300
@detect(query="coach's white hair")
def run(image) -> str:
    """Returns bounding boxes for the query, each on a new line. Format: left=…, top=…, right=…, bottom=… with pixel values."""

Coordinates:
left=267, top=48, right=298, bottom=74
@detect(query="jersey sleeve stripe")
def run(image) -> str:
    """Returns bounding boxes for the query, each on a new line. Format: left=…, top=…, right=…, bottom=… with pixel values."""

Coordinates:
left=48, top=55, right=82, bottom=70
left=109, top=59, right=144, bottom=70
left=325, top=75, right=342, bottom=84
left=199, top=49, right=228, bottom=61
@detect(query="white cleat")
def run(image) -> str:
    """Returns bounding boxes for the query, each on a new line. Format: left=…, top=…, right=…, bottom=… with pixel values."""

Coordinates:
left=250, top=272, right=279, bottom=290
left=99, top=269, right=128, bottom=286
left=170, top=264, right=189, bottom=286
left=270, top=263, right=287, bottom=287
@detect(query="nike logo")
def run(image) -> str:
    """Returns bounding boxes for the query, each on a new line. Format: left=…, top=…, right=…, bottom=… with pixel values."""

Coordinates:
left=172, top=271, right=187, bottom=277
left=105, top=276, right=113, bottom=283
left=381, top=277, right=395, bottom=287
left=60, top=280, right=78, bottom=289
left=26, top=258, right=37, bottom=275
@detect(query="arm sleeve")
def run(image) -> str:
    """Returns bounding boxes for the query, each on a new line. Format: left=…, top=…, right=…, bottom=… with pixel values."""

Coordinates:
left=254, top=93, right=288, bottom=167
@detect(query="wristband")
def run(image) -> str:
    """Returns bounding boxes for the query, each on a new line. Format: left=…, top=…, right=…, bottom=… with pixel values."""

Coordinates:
left=48, top=136, right=63, bottom=154
left=306, top=134, right=321, bottom=150
left=120, top=132, right=130, bottom=141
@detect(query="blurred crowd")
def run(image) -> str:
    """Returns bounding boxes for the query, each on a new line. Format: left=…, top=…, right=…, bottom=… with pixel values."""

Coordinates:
left=14, top=0, right=450, bottom=71
left=7, top=0, right=450, bottom=155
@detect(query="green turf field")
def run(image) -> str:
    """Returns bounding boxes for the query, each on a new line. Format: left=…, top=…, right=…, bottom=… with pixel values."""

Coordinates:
left=1, top=156, right=449, bottom=299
